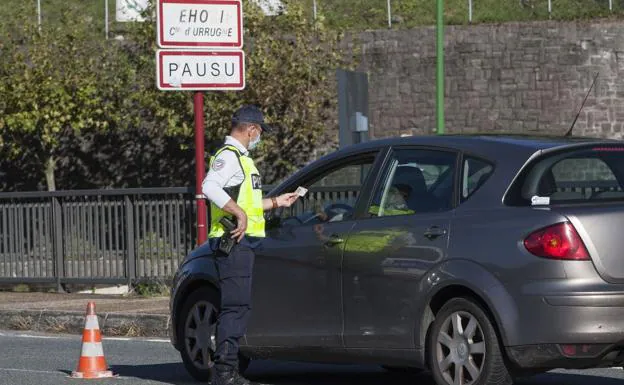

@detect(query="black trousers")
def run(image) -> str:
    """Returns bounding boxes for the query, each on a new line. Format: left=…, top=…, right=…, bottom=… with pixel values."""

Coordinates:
left=212, top=238, right=257, bottom=372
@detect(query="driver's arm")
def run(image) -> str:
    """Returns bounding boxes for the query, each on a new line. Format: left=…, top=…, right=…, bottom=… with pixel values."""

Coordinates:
left=310, top=199, right=328, bottom=222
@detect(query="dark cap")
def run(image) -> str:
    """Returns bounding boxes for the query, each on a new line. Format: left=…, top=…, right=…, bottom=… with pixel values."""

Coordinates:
left=232, top=105, right=273, bottom=133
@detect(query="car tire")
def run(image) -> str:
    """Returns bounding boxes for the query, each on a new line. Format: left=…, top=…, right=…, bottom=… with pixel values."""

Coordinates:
left=427, top=297, right=513, bottom=385
left=177, top=286, right=219, bottom=382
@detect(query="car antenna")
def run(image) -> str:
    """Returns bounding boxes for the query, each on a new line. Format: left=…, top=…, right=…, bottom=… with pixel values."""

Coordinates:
left=564, top=71, right=599, bottom=137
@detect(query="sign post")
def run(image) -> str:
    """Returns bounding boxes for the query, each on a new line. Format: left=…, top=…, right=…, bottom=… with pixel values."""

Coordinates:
left=105, top=0, right=109, bottom=39
left=194, top=92, right=207, bottom=246
left=436, top=0, right=445, bottom=135
left=157, top=0, right=245, bottom=246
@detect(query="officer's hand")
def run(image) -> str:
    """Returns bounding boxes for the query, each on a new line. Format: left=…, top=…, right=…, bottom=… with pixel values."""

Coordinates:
left=231, top=211, right=248, bottom=242
left=277, top=192, right=299, bottom=208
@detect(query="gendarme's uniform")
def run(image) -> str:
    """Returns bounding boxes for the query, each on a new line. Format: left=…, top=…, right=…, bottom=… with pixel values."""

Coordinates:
left=202, top=105, right=274, bottom=385
left=201, top=137, right=266, bottom=376
left=208, top=144, right=265, bottom=238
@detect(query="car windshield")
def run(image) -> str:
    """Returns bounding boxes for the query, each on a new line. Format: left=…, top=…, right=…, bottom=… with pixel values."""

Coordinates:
left=505, top=145, right=624, bottom=206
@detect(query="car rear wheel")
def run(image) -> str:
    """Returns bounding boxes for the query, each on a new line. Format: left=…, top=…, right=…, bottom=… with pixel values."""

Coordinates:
left=428, top=297, right=512, bottom=385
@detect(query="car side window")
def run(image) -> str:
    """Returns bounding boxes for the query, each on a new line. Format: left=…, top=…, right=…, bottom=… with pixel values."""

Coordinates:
left=277, top=156, right=375, bottom=226
left=368, top=149, right=457, bottom=217
left=461, top=157, right=494, bottom=202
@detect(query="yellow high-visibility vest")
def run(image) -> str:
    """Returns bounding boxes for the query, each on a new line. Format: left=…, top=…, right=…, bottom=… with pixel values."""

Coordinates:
left=208, top=145, right=265, bottom=238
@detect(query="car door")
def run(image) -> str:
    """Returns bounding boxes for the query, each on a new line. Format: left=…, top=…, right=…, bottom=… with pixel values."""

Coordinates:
left=245, top=149, right=384, bottom=348
left=342, top=147, right=459, bottom=349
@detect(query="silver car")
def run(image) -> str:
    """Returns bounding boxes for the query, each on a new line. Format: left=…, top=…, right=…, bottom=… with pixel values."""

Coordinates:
left=170, top=135, right=624, bottom=385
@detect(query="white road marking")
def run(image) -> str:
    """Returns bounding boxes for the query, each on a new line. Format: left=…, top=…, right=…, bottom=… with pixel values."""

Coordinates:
left=0, top=368, right=64, bottom=375
left=0, top=331, right=169, bottom=343
left=0, top=331, right=65, bottom=340
left=105, top=336, right=170, bottom=343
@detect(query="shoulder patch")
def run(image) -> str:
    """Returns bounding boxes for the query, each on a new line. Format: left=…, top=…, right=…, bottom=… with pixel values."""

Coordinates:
left=212, top=158, right=226, bottom=171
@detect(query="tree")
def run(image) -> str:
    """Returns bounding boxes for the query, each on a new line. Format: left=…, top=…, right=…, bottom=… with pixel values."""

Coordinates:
left=0, top=0, right=354, bottom=191
left=0, top=3, right=136, bottom=191
left=236, top=0, right=355, bottom=183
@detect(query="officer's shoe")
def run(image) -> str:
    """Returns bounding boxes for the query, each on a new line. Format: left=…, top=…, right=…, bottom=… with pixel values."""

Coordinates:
left=213, top=369, right=266, bottom=385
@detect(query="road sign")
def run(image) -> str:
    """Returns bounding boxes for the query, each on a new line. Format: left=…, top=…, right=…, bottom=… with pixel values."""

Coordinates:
left=156, top=1, right=246, bottom=245
left=157, top=0, right=243, bottom=49
left=156, top=50, right=245, bottom=91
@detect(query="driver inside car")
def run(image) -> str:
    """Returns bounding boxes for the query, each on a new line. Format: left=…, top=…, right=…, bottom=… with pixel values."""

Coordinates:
left=369, top=184, right=415, bottom=217
left=307, top=198, right=354, bottom=223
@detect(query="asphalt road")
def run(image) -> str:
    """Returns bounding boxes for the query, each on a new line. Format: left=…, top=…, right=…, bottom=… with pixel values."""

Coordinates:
left=2, top=331, right=624, bottom=385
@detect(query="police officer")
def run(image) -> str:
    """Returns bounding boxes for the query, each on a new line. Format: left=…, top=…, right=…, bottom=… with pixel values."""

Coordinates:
left=202, top=105, right=299, bottom=385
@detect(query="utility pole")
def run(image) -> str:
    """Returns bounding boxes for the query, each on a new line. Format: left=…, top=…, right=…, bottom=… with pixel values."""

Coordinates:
left=105, top=0, right=109, bottom=39
left=37, top=0, right=42, bottom=30
left=436, top=0, right=445, bottom=134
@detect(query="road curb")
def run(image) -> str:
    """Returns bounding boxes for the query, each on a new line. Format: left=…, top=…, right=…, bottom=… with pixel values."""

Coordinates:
left=0, top=309, right=170, bottom=338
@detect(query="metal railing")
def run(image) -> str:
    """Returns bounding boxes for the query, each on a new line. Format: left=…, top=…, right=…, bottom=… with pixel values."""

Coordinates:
left=30, top=1, right=624, bottom=40
left=304, top=0, right=624, bottom=30
left=0, top=185, right=363, bottom=288
left=0, top=188, right=196, bottom=289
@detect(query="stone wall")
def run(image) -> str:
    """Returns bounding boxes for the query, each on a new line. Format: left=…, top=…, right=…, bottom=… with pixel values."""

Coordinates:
left=342, top=20, right=624, bottom=139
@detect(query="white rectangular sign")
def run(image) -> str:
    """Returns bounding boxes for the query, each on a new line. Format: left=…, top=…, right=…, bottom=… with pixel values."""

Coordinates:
left=116, top=0, right=149, bottom=22
left=156, top=50, right=245, bottom=91
left=157, top=0, right=243, bottom=49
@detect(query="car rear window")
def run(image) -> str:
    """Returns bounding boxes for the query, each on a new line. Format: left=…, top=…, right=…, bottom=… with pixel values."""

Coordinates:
left=504, top=145, right=624, bottom=206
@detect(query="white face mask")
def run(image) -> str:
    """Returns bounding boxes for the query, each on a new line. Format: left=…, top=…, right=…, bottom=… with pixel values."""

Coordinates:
left=249, top=132, right=261, bottom=150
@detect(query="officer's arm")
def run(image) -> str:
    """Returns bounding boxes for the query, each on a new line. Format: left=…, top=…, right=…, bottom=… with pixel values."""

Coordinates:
left=262, top=193, right=300, bottom=211
left=261, top=198, right=277, bottom=211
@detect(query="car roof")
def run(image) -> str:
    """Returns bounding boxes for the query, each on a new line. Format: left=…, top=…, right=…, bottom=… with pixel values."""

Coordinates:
left=334, top=134, right=619, bottom=163
left=271, top=134, right=620, bottom=203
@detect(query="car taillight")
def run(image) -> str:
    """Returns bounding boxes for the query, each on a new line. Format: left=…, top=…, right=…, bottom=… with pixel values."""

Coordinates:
left=524, top=222, right=590, bottom=260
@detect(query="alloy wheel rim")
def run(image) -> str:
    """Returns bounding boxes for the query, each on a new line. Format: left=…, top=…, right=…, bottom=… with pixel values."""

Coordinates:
left=436, top=311, right=486, bottom=385
left=184, top=300, right=216, bottom=370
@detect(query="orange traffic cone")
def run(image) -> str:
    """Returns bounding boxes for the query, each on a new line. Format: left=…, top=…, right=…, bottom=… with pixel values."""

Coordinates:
left=71, top=302, right=115, bottom=379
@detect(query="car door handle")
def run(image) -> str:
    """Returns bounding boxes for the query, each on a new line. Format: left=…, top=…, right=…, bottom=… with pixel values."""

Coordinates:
left=424, top=226, right=447, bottom=240
left=325, top=234, right=344, bottom=246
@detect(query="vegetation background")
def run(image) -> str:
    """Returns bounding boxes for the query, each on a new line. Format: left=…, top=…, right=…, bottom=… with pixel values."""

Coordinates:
left=1, top=0, right=622, bottom=192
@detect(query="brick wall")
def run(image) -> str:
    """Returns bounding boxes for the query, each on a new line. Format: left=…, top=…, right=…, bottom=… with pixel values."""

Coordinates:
left=342, top=20, right=624, bottom=139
